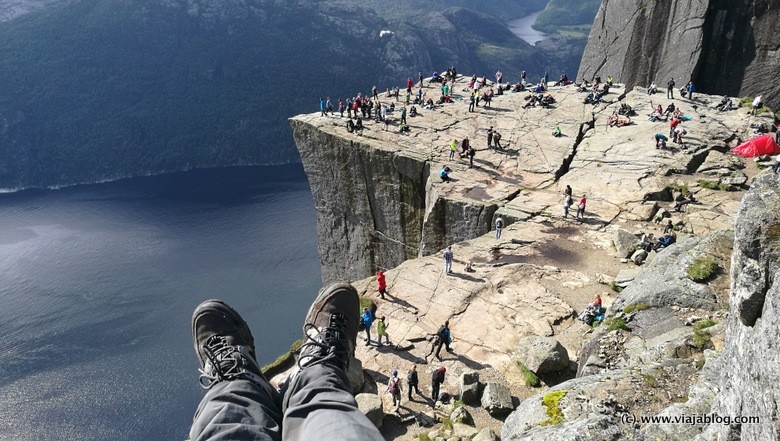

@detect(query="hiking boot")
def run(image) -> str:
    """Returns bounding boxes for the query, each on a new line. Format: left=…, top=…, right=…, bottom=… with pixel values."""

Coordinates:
left=297, top=282, right=359, bottom=371
left=192, top=299, right=265, bottom=389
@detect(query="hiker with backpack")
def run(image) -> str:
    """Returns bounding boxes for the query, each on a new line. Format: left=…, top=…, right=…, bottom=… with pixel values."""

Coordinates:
left=495, top=216, right=504, bottom=239
left=431, top=366, right=446, bottom=405
left=376, top=269, right=387, bottom=300
left=434, top=321, right=453, bottom=360
left=387, top=370, right=402, bottom=411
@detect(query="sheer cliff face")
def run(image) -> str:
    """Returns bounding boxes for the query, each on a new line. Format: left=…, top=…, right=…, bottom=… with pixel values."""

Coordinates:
left=579, top=0, right=780, bottom=107
left=290, top=118, right=496, bottom=283
left=701, top=173, right=780, bottom=440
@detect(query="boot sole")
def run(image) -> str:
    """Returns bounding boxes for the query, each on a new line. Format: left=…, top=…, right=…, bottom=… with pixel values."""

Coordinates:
left=191, top=299, right=254, bottom=366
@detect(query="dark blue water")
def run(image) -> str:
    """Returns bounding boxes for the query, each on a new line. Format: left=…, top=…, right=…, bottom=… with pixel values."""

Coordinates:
left=0, top=164, right=321, bottom=440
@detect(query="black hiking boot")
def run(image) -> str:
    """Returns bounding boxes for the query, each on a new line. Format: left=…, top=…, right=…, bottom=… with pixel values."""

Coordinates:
left=297, top=282, right=359, bottom=372
left=192, top=299, right=265, bottom=389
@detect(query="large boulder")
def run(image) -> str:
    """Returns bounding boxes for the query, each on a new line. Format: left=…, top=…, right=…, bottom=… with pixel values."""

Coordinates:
left=480, top=382, right=514, bottom=417
left=610, top=231, right=733, bottom=311
left=472, top=428, right=499, bottom=441
left=355, top=393, right=383, bottom=428
left=459, top=371, right=480, bottom=405
left=517, top=336, right=570, bottom=374
left=450, top=405, right=473, bottom=425
left=613, top=229, right=638, bottom=258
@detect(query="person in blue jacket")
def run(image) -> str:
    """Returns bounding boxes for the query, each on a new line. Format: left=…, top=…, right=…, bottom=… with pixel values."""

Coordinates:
left=361, top=307, right=373, bottom=346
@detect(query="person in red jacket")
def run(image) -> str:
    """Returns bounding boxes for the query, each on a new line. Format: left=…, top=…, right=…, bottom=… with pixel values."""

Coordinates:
left=377, top=270, right=387, bottom=299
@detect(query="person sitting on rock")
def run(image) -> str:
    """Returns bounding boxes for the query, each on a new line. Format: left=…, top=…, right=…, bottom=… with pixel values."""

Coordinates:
left=354, top=117, right=364, bottom=135
left=424, top=98, right=435, bottom=110
left=524, top=94, right=539, bottom=108
left=640, top=232, right=655, bottom=252
left=346, top=119, right=355, bottom=133
left=409, top=106, right=417, bottom=117
left=716, top=97, right=735, bottom=112
left=653, top=229, right=677, bottom=251
left=647, top=82, right=658, bottom=95
left=674, top=191, right=697, bottom=212
left=664, top=102, right=676, bottom=116
left=663, top=220, right=674, bottom=235
left=579, top=302, right=598, bottom=325
left=553, top=125, right=562, bottom=137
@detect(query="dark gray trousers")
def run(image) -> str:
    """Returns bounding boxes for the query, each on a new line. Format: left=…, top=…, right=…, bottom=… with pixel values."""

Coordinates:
left=190, top=363, right=383, bottom=441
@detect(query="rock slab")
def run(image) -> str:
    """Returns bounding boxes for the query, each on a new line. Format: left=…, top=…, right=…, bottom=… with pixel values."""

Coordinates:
left=517, top=336, right=570, bottom=374
left=355, top=393, right=384, bottom=429
left=481, top=382, right=514, bottom=417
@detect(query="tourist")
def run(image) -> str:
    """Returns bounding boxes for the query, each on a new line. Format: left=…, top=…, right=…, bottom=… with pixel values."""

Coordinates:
left=376, top=316, right=390, bottom=346
left=663, top=219, right=674, bottom=235
left=667, top=78, right=675, bottom=99
left=449, top=139, right=458, bottom=160
left=361, top=307, right=373, bottom=346
left=673, top=126, right=687, bottom=145
left=487, top=126, right=494, bottom=148
left=468, top=93, right=475, bottom=112
left=387, top=370, right=402, bottom=411
left=189, top=283, right=384, bottom=441
left=521, top=70, right=527, bottom=84
left=553, top=125, right=562, bottom=137
left=648, top=82, right=658, bottom=95
left=434, top=321, right=453, bottom=360
left=493, top=131, right=503, bottom=149
left=495, top=216, right=504, bottom=239
left=460, top=136, right=470, bottom=156
left=669, top=116, right=680, bottom=139
left=563, top=193, right=573, bottom=218
left=338, top=99, right=345, bottom=117
left=407, top=365, right=420, bottom=400
left=751, top=95, right=763, bottom=115
left=467, top=145, right=475, bottom=168
left=320, top=97, right=327, bottom=116
left=376, top=269, right=387, bottom=299
left=400, top=105, right=407, bottom=125
left=496, top=70, right=503, bottom=84
left=654, top=229, right=677, bottom=251
left=439, top=166, right=451, bottom=183
left=576, top=194, right=587, bottom=221
left=564, top=185, right=573, bottom=198
left=354, top=117, right=364, bottom=136
left=674, top=191, right=696, bottom=212
left=443, top=246, right=453, bottom=274
left=593, top=293, right=602, bottom=309
left=431, top=366, right=446, bottom=405
left=687, top=82, right=695, bottom=100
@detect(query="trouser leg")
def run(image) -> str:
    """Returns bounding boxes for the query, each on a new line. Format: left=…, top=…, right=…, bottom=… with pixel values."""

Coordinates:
left=432, top=383, right=440, bottom=402
left=435, top=340, right=444, bottom=359
left=281, top=362, right=383, bottom=441
left=190, top=379, right=282, bottom=441
left=365, top=327, right=371, bottom=344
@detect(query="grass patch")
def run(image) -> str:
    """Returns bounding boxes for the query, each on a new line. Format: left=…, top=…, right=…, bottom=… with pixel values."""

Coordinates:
left=517, top=361, right=541, bottom=388
left=667, top=182, right=688, bottom=195
left=695, top=357, right=706, bottom=370
left=740, top=96, right=753, bottom=107
left=540, top=390, right=568, bottom=426
left=452, top=399, right=464, bottom=410
left=641, top=374, right=659, bottom=388
left=417, top=434, right=433, bottom=441
left=698, top=179, right=719, bottom=190
left=609, top=281, right=624, bottom=293
left=261, top=339, right=302, bottom=373
left=607, top=317, right=629, bottom=332
left=440, top=416, right=454, bottom=432
left=623, top=304, right=649, bottom=314
left=693, top=319, right=717, bottom=331
left=359, top=296, right=374, bottom=311
left=691, top=328, right=713, bottom=350
left=686, top=257, right=719, bottom=282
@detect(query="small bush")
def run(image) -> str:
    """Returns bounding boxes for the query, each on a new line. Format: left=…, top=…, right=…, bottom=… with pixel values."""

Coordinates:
left=695, top=357, right=706, bottom=370
left=686, top=258, right=719, bottom=282
left=609, top=281, right=624, bottom=293
left=359, top=296, right=374, bottom=311
left=719, top=182, right=737, bottom=191
left=517, top=362, right=541, bottom=388
left=624, top=304, right=649, bottom=314
left=541, top=390, right=568, bottom=426
left=691, top=329, right=713, bottom=350
left=607, top=318, right=629, bottom=332
left=698, top=179, right=719, bottom=190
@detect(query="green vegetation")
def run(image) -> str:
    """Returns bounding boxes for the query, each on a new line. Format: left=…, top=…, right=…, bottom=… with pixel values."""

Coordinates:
left=359, top=296, right=375, bottom=312
left=667, top=182, right=688, bottom=195
left=261, top=339, right=303, bottom=373
left=691, top=327, right=714, bottom=350
left=694, top=319, right=717, bottom=331
left=686, top=258, right=719, bottom=282
left=698, top=179, right=720, bottom=190
left=540, top=390, right=568, bottom=426
left=623, top=304, right=649, bottom=314
left=609, top=281, right=624, bottom=293
left=517, top=361, right=541, bottom=388
left=417, top=434, right=433, bottom=441
left=607, top=318, right=629, bottom=332
left=695, top=357, right=706, bottom=370
left=641, top=374, right=659, bottom=388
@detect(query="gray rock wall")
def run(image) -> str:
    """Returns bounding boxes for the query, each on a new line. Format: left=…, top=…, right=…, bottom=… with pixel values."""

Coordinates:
left=699, top=173, right=780, bottom=440
left=291, top=118, right=496, bottom=283
left=579, top=0, right=780, bottom=107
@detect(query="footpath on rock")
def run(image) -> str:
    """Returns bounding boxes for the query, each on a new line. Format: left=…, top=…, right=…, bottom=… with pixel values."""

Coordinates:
left=286, top=74, right=776, bottom=440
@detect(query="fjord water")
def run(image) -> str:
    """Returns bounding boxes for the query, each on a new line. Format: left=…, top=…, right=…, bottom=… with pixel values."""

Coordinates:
left=0, top=164, right=321, bottom=440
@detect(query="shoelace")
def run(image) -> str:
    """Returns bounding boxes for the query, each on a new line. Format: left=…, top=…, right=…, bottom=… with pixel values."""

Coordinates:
left=297, top=313, right=349, bottom=370
left=198, top=335, right=263, bottom=389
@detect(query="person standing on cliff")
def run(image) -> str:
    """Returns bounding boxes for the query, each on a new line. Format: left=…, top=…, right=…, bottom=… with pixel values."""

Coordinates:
left=667, top=78, right=675, bottom=99
left=400, top=106, right=407, bottom=125
left=449, top=139, right=458, bottom=161
left=687, top=81, right=695, bottom=100
left=386, top=370, right=402, bottom=411
left=431, top=366, right=446, bottom=406
left=467, top=145, right=475, bottom=168
left=576, top=194, right=587, bottom=221
left=495, top=70, right=503, bottom=84
left=376, top=269, right=387, bottom=299
left=468, top=93, right=475, bottom=112
left=434, top=321, right=453, bottom=360
left=361, top=307, right=374, bottom=346
left=320, top=97, right=327, bottom=116
left=376, top=316, right=390, bottom=346
left=495, top=216, right=504, bottom=239
left=407, top=365, right=420, bottom=400
left=443, top=246, right=453, bottom=274
left=487, top=126, right=494, bottom=148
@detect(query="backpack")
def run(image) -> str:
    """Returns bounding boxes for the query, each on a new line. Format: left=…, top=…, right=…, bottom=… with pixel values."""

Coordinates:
left=389, top=377, right=400, bottom=394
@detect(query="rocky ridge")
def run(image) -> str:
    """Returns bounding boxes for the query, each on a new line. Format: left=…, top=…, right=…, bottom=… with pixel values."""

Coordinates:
left=290, top=73, right=777, bottom=439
